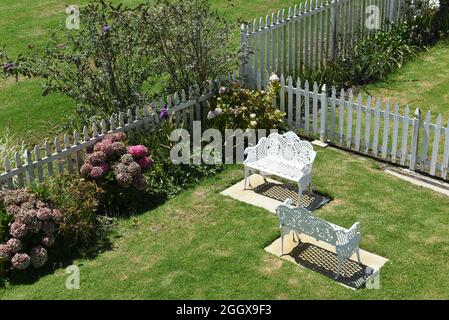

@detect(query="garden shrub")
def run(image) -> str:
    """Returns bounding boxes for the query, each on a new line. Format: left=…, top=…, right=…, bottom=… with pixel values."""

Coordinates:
left=0, top=189, right=61, bottom=274
left=78, top=132, right=154, bottom=216
left=32, top=176, right=108, bottom=249
left=1, top=0, right=237, bottom=131
left=128, top=118, right=223, bottom=202
left=207, top=77, right=285, bottom=132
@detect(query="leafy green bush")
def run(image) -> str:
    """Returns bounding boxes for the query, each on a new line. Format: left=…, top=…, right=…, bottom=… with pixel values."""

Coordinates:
left=31, top=176, right=108, bottom=249
left=207, top=79, right=285, bottom=132
left=128, top=119, right=223, bottom=202
left=1, top=0, right=237, bottom=130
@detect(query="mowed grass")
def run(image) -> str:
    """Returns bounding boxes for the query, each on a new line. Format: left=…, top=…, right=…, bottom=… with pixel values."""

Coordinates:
left=0, top=0, right=302, bottom=144
left=361, top=40, right=449, bottom=119
left=2, top=147, right=449, bottom=299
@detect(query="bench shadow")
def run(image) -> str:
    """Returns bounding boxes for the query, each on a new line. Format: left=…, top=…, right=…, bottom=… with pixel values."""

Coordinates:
left=252, top=182, right=331, bottom=210
left=287, top=241, right=375, bottom=290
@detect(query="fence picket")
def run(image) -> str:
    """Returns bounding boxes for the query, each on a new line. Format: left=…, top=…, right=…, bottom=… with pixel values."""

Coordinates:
left=420, top=111, right=431, bottom=167
left=288, top=76, right=293, bottom=127
left=3, top=157, right=14, bottom=189
left=430, top=114, right=442, bottom=176
left=381, top=101, right=390, bottom=159
left=355, top=94, right=362, bottom=151
left=372, top=99, right=381, bottom=157
left=338, top=89, right=345, bottom=145
left=346, top=90, right=353, bottom=148
left=442, top=119, right=449, bottom=179
left=305, top=80, right=310, bottom=135
left=34, top=145, right=44, bottom=182
left=364, top=96, right=372, bottom=153
left=15, top=152, right=25, bottom=188
left=280, top=75, right=286, bottom=113
left=45, top=141, right=54, bottom=178
left=330, top=87, right=336, bottom=143
left=295, top=78, right=302, bottom=129
left=26, top=149, right=34, bottom=184
left=400, top=106, right=410, bottom=166
left=391, top=103, right=400, bottom=162
left=312, top=82, right=319, bottom=134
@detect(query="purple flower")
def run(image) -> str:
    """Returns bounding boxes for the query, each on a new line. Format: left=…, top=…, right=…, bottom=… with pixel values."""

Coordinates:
left=90, top=166, right=104, bottom=179
left=128, top=145, right=148, bottom=158
left=30, top=245, right=48, bottom=268
left=114, top=132, right=127, bottom=142
left=0, top=244, right=11, bottom=261
left=160, top=107, right=169, bottom=119
left=103, top=25, right=111, bottom=33
left=85, top=151, right=107, bottom=166
left=137, top=157, right=153, bottom=170
left=11, top=253, right=30, bottom=270
left=3, top=62, right=14, bottom=71
left=10, top=221, right=27, bottom=238
left=6, top=238, right=22, bottom=253
left=5, top=204, right=21, bottom=216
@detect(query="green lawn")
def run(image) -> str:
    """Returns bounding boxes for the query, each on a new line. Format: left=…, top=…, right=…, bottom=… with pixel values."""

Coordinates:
left=361, top=40, right=449, bottom=119
left=2, top=147, right=449, bottom=299
left=0, top=0, right=302, bottom=144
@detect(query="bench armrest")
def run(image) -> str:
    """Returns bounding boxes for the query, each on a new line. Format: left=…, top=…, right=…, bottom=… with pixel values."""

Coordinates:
left=335, top=222, right=361, bottom=259
left=244, top=146, right=258, bottom=164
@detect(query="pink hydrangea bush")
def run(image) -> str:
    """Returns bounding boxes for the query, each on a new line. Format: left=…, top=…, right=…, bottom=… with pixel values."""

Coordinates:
left=80, top=132, right=153, bottom=190
left=0, top=189, right=60, bottom=271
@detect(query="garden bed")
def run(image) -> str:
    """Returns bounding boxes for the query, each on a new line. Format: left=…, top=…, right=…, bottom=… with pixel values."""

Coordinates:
left=2, top=147, right=449, bottom=299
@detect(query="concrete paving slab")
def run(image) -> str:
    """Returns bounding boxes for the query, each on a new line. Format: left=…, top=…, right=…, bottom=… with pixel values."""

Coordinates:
left=265, top=232, right=389, bottom=290
left=220, top=174, right=329, bottom=213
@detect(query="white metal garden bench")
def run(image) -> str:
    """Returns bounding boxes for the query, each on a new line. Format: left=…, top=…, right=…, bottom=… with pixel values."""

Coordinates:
left=276, top=199, right=361, bottom=279
left=243, top=132, right=316, bottom=205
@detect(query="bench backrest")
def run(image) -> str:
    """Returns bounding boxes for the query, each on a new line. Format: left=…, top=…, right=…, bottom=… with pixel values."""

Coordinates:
left=265, top=132, right=316, bottom=167
left=276, top=199, right=337, bottom=244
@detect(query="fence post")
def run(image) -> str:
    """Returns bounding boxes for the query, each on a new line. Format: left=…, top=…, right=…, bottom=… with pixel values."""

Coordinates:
left=409, top=108, right=421, bottom=171
left=329, top=2, right=337, bottom=61
left=320, top=85, right=328, bottom=142
left=240, top=23, right=248, bottom=87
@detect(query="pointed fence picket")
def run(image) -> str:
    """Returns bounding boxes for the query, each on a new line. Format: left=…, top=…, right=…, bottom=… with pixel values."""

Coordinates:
left=276, top=71, right=449, bottom=181
left=0, top=80, right=221, bottom=190
left=241, top=0, right=406, bottom=83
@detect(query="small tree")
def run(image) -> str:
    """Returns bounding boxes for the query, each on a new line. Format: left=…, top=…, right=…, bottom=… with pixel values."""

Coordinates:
left=147, top=0, right=238, bottom=93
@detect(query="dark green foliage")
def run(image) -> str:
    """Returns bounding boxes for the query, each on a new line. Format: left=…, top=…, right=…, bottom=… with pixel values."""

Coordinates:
left=31, top=176, right=109, bottom=249
left=128, top=120, right=223, bottom=202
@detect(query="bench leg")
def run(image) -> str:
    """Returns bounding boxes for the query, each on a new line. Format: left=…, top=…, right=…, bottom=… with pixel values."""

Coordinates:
left=297, top=183, right=305, bottom=207
left=356, top=249, right=361, bottom=264
left=244, top=167, right=250, bottom=190
left=335, top=258, right=344, bottom=279
left=280, top=232, right=284, bottom=256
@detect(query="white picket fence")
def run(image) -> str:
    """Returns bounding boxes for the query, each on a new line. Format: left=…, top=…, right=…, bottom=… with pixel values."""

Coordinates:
left=0, top=81, right=223, bottom=190
left=241, top=0, right=406, bottom=86
left=273, top=74, right=449, bottom=180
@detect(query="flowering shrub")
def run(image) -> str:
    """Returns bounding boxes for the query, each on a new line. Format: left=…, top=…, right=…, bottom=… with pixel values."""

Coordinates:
left=207, top=78, right=285, bottom=132
left=80, top=132, right=153, bottom=190
left=0, top=189, right=61, bottom=272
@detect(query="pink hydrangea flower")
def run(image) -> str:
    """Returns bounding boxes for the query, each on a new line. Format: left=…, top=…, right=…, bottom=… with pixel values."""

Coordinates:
left=137, top=157, right=153, bottom=169
left=6, top=204, right=21, bottom=216
left=30, top=245, right=48, bottom=268
left=0, top=244, right=11, bottom=261
left=51, top=209, right=62, bottom=222
left=99, top=162, right=110, bottom=173
left=11, top=253, right=31, bottom=270
left=37, top=207, right=52, bottom=221
left=90, top=166, right=104, bottom=179
left=10, top=221, right=27, bottom=238
left=128, top=145, right=148, bottom=158
left=128, top=162, right=141, bottom=177
left=6, top=238, right=22, bottom=253
left=114, top=132, right=127, bottom=142
left=133, top=174, right=147, bottom=191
